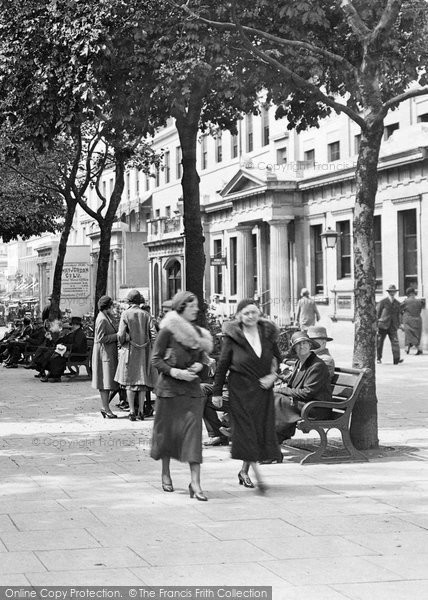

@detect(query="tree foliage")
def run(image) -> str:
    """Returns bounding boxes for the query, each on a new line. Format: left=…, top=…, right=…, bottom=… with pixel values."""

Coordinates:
left=0, top=139, right=64, bottom=243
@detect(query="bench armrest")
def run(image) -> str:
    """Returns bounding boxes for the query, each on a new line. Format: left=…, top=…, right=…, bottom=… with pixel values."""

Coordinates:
left=301, top=398, right=353, bottom=419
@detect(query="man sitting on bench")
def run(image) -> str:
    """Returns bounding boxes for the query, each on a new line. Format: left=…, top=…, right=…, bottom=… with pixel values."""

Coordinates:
left=61, top=316, right=88, bottom=376
left=275, top=331, right=332, bottom=443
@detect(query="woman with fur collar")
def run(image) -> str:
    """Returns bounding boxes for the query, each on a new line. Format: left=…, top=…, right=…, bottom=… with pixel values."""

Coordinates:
left=212, top=299, right=282, bottom=492
left=150, top=291, right=213, bottom=501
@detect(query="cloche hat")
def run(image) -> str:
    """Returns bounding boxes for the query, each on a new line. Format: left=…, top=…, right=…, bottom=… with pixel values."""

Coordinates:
left=289, top=331, right=320, bottom=350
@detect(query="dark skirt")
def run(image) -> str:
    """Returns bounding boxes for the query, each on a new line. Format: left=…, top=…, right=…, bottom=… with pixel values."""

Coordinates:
left=228, top=374, right=281, bottom=462
left=150, top=394, right=204, bottom=464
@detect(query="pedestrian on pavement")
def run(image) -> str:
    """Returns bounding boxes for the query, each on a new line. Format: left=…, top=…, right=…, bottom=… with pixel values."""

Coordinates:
left=274, top=331, right=332, bottom=442
left=92, top=295, right=119, bottom=419
left=150, top=291, right=213, bottom=500
left=295, top=288, right=320, bottom=331
left=212, top=299, right=282, bottom=492
left=401, top=287, right=424, bottom=355
left=377, top=284, right=403, bottom=365
left=115, top=289, right=154, bottom=421
left=307, top=325, right=335, bottom=379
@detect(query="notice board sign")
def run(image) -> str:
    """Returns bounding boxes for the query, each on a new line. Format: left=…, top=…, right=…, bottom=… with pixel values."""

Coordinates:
left=62, top=263, right=90, bottom=298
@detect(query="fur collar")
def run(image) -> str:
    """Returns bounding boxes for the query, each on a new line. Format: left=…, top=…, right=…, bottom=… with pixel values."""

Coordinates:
left=222, top=318, right=279, bottom=346
left=161, top=311, right=213, bottom=353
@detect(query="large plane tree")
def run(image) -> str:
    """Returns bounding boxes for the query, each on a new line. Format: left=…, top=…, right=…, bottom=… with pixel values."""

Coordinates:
left=182, top=0, right=428, bottom=448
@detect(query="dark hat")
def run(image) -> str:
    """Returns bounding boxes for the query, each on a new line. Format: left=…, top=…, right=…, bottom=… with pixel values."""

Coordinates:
left=307, top=325, right=333, bottom=342
left=126, top=289, right=143, bottom=304
left=290, top=331, right=320, bottom=350
left=236, top=298, right=259, bottom=313
left=98, top=295, right=113, bottom=311
left=171, top=290, right=196, bottom=313
left=71, top=316, right=82, bottom=325
left=386, top=284, right=398, bottom=292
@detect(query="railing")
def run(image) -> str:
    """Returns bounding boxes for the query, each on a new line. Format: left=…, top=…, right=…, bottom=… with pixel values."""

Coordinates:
left=148, top=216, right=183, bottom=240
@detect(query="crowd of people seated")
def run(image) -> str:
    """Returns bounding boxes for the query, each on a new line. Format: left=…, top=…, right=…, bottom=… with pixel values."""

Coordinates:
left=0, top=313, right=89, bottom=382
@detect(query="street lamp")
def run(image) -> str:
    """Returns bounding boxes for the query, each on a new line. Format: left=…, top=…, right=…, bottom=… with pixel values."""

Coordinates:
left=320, top=227, right=339, bottom=249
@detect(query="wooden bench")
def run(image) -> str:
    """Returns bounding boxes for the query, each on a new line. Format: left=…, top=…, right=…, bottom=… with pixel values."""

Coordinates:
left=65, top=338, right=93, bottom=379
left=295, top=366, right=369, bottom=464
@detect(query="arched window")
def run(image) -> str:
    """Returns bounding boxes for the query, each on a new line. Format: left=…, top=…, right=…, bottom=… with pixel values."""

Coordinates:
left=166, top=260, right=182, bottom=299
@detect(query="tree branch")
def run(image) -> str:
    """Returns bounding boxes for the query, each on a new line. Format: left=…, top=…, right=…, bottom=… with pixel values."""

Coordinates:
left=340, top=0, right=371, bottom=38
left=173, top=0, right=357, bottom=73
left=229, top=1, right=366, bottom=130
left=383, top=85, right=428, bottom=110
left=370, top=0, right=403, bottom=44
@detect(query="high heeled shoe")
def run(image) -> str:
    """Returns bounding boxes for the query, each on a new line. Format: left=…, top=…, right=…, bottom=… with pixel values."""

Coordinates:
left=100, top=409, right=117, bottom=419
left=238, top=472, right=255, bottom=488
left=188, top=483, right=208, bottom=501
left=129, top=412, right=137, bottom=421
left=162, top=479, right=174, bottom=492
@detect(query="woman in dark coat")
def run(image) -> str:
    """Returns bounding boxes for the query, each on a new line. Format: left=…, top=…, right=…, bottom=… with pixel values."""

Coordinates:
left=92, top=295, right=119, bottom=418
left=150, top=291, right=213, bottom=501
left=212, top=299, right=281, bottom=492
left=401, top=287, right=424, bottom=355
left=115, top=289, right=154, bottom=421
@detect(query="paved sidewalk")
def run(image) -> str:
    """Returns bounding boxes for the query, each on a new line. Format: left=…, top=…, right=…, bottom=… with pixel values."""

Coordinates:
left=0, top=338, right=428, bottom=599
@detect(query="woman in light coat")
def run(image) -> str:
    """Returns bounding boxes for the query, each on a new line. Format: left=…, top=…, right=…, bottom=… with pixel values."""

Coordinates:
left=92, top=295, right=119, bottom=419
left=115, top=289, right=154, bottom=421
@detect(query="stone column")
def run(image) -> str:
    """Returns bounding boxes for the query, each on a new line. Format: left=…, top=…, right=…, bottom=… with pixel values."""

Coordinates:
left=113, top=250, right=122, bottom=300
left=269, top=219, right=291, bottom=326
left=237, top=225, right=254, bottom=299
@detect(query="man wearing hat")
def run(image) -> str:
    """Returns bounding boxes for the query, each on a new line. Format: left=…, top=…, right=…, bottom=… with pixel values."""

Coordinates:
left=295, top=288, right=320, bottom=331
left=274, top=331, right=332, bottom=443
left=307, top=325, right=335, bottom=379
left=376, top=284, right=403, bottom=365
left=40, top=343, right=68, bottom=383
left=60, top=316, right=88, bottom=375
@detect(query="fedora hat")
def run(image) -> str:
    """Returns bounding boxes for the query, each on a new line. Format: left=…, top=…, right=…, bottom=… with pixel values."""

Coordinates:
left=386, top=284, right=398, bottom=292
left=307, top=325, right=333, bottom=342
left=289, top=331, right=320, bottom=350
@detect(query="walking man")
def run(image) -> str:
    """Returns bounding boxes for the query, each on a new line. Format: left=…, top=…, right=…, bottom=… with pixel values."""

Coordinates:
left=295, top=288, right=320, bottom=331
left=376, top=284, right=403, bottom=365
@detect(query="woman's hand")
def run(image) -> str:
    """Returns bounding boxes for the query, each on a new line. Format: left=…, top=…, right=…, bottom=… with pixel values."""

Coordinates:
left=259, top=373, right=277, bottom=389
left=187, top=362, right=203, bottom=374
left=170, top=368, right=198, bottom=381
left=212, top=395, right=223, bottom=409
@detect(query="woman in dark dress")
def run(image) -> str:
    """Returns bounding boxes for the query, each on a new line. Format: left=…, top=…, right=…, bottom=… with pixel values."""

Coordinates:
left=212, top=299, right=281, bottom=492
left=401, top=287, right=424, bottom=355
left=150, top=291, right=213, bottom=501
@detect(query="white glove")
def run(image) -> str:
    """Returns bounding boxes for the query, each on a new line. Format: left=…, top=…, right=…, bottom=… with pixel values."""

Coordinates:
left=212, top=395, right=223, bottom=408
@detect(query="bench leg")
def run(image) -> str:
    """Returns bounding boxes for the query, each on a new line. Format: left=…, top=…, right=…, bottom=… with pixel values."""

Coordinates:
left=300, top=426, right=328, bottom=465
left=341, top=428, right=368, bottom=462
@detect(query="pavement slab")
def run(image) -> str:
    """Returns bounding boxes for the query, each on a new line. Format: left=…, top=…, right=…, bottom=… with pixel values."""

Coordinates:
left=1, top=327, right=428, bottom=597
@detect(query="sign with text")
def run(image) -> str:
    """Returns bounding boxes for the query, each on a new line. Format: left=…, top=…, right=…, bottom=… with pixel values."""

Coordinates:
left=62, top=263, right=90, bottom=298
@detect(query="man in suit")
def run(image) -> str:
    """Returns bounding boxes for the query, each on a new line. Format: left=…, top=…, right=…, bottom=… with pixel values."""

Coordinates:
left=376, top=284, right=403, bottom=365
left=274, top=331, right=332, bottom=443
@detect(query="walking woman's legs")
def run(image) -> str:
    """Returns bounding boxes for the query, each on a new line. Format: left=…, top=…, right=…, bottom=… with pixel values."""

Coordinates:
left=161, top=456, right=172, bottom=484
left=126, top=389, right=135, bottom=414
left=100, top=390, right=111, bottom=412
left=189, top=462, right=202, bottom=492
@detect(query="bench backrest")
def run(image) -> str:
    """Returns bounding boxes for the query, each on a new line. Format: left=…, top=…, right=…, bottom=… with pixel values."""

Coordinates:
left=330, top=366, right=368, bottom=414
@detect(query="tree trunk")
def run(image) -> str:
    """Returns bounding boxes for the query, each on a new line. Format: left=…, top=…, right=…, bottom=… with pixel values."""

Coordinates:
left=350, top=124, right=384, bottom=449
left=49, top=198, right=78, bottom=320
left=92, top=152, right=125, bottom=320
left=175, top=95, right=207, bottom=325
